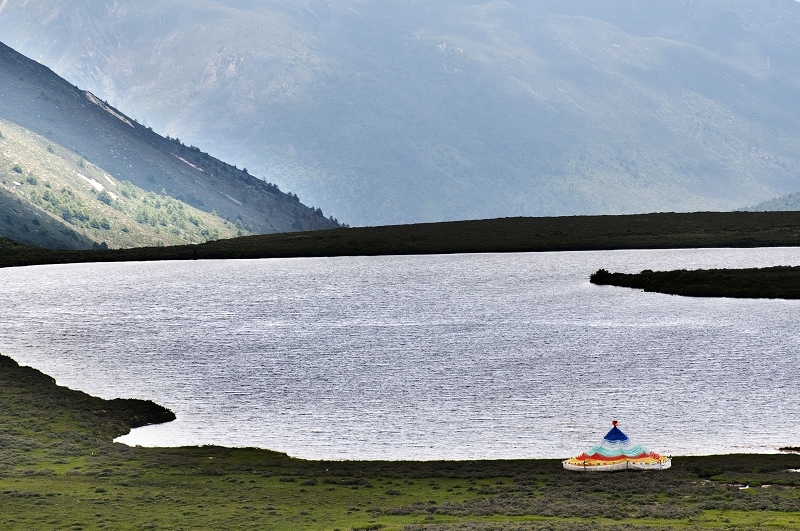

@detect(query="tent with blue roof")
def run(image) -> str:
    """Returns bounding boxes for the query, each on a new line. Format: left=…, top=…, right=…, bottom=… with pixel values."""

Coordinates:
left=563, top=421, right=671, bottom=471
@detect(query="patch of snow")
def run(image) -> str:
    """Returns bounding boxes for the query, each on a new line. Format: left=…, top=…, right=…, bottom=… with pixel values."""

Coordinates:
left=223, top=194, right=242, bottom=206
left=175, top=155, right=204, bottom=172
left=85, top=91, right=135, bottom=128
left=76, top=172, right=105, bottom=191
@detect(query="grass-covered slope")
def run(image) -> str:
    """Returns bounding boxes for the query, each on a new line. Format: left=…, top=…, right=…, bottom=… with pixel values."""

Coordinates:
left=1, top=352, right=799, bottom=530
left=0, top=118, right=248, bottom=248
left=0, top=40, right=339, bottom=249
left=2, top=210, right=800, bottom=268
left=0, top=185, right=96, bottom=250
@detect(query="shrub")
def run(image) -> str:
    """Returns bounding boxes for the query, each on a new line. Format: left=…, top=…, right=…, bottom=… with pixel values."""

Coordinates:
left=97, top=190, right=114, bottom=205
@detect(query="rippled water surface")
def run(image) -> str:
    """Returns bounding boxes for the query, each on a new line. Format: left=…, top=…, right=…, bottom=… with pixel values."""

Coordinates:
left=1, top=248, right=799, bottom=460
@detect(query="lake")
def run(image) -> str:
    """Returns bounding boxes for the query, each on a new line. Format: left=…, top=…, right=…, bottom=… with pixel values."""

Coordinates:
left=1, top=247, right=798, bottom=460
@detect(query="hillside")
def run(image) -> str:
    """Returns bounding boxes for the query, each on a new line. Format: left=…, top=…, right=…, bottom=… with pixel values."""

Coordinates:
left=0, top=117, right=249, bottom=249
left=1, top=1, right=799, bottom=225
left=0, top=182, right=96, bottom=250
left=0, top=41, right=339, bottom=249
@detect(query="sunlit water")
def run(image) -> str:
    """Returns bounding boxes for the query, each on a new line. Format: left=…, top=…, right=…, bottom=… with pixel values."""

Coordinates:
left=1, top=248, right=799, bottom=460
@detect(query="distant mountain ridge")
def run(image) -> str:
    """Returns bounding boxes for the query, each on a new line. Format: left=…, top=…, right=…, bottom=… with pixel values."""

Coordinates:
left=741, top=191, right=800, bottom=212
left=1, top=0, right=799, bottom=225
left=0, top=40, right=339, bottom=249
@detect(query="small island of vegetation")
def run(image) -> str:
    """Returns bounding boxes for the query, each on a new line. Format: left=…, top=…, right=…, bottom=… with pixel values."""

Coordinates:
left=591, top=266, right=800, bottom=299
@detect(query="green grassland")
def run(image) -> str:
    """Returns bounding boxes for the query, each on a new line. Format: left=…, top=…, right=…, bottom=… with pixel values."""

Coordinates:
left=2, top=353, right=799, bottom=530
left=3, top=210, right=800, bottom=268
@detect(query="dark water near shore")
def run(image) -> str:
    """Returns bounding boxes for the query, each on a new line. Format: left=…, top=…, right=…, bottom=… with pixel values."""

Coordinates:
left=1, top=247, right=799, bottom=460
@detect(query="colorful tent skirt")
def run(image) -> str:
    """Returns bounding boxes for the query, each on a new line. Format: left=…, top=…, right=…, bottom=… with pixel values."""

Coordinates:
left=563, top=421, right=671, bottom=472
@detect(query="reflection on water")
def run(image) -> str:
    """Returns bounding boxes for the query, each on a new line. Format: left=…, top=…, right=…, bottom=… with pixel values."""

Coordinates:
left=0, top=247, right=798, bottom=460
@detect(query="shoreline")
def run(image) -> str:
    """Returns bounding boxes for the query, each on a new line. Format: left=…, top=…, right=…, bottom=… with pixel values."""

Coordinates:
left=2, top=353, right=800, bottom=529
left=5, top=351, right=798, bottom=462
left=115, top=424, right=797, bottom=462
left=4, top=211, right=800, bottom=269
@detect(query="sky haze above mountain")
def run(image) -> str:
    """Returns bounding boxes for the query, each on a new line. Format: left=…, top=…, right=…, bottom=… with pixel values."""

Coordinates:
left=2, top=0, right=799, bottom=226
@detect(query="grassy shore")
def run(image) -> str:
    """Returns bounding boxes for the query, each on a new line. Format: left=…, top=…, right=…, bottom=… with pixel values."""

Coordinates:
left=1, top=353, right=799, bottom=530
left=3, top=211, right=800, bottom=268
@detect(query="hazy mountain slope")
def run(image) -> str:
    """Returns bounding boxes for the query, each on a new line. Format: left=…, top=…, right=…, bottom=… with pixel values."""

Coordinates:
left=0, top=40, right=339, bottom=249
left=741, top=191, right=800, bottom=212
left=2, top=1, right=799, bottom=225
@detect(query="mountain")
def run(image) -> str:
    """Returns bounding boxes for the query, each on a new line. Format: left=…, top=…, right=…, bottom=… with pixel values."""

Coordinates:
left=741, top=191, right=800, bottom=212
left=0, top=41, right=339, bottom=249
left=1, top=0, right=799, bottom=226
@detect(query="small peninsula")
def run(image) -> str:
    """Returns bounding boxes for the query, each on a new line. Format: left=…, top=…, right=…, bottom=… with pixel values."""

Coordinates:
left=591, top=266, right=800, bottom=299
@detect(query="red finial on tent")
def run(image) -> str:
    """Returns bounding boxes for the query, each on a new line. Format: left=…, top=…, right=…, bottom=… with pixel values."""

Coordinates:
left=612, top=420, right=618, bottom=427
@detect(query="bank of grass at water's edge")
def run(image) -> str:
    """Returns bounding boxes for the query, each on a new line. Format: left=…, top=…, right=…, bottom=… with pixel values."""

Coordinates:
left=3, top=211, right=800, bottom=268
left=1, top=353, right=799, bottom=530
